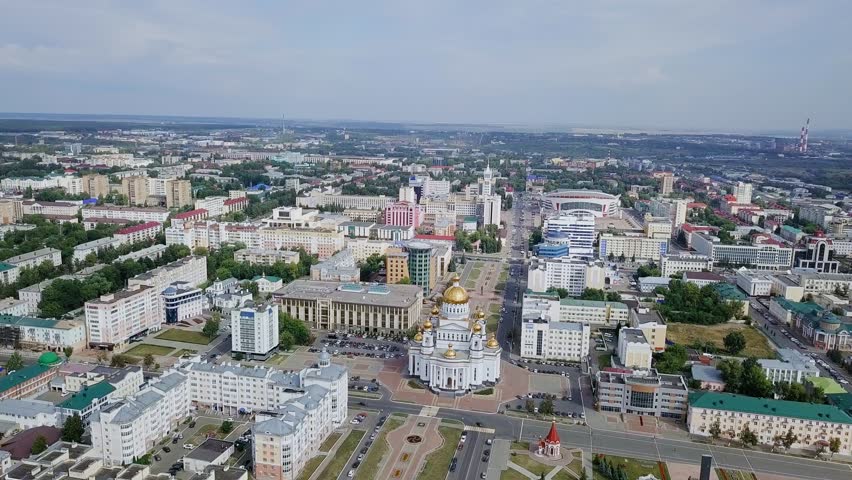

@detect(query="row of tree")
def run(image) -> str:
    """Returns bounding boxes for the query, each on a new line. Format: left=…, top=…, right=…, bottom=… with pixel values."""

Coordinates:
left=654, top=280, right=741, bottom=325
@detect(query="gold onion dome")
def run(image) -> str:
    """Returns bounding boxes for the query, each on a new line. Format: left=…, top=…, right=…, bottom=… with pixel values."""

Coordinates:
left=414, top=330, right=423, bottom=342
left=443, top=275, right=469, bottom=305
left=423, top=318, right=433, bottom=330
left=475, top=307, right=486, bottom=320
left=486, top=334, right=499, bottom=348
left=431, top=305, right=440, bottom=315
left=473, top=322, right=482, bottom=333
left=444, top=343, right=457, bottom=358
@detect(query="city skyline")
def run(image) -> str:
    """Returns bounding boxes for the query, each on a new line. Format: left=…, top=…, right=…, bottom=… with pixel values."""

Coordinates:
left=1, top=1, right=851, bottom=132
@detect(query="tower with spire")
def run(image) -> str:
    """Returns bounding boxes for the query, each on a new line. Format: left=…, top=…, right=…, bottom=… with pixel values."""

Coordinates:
left=536, top=421, right=562, bottom=459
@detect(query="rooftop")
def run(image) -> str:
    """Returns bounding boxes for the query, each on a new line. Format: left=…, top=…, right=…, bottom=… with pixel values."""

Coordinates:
left=58, top=380, right=115, bottom=411
left=683, top=271, right=726, bottom=282
left=274, top=280, right=421, bottom=308
left=712, top=283, right=748, bottom=301
left=559, top=298, right=628, bottom=310
left=115, top=221, right=161, bottom=235
left=4, top=247, right=61, bottom=265
left=185, top=439, right=233, bottom=462
left=689, top=391, right=852, bottom=424
left=0, top=364, right=54, bottom=394
left=691, top=365, right=725, bottom=384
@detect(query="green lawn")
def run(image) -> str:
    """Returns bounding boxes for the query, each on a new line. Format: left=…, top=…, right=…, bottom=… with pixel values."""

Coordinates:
left=418, top=425, right=463, bottom=480
left=552, top=469, right=575, bottom=480
left=595, top=454, right=669, bottom=480
left=667, top=323, right=775, bottom=359
left=319, top=432, right=341, bottom=452
left=156, top=329, right=214, bottom=345
left=295, top=455, right=326, bottom=480
left=171, top=348, right=197, bottom=357
left=501, top=469, right=531, bottom=480
left=355, top=415, right=405, bottom=480
left=511, top=453, right=554, bottom=476
left=598, top=353, right=612, bottom=368
left=317, top=429, right=365, bottom=480
left=489, top=303, right=502, bottom=314
left=125, top=344, right=174, bottom=357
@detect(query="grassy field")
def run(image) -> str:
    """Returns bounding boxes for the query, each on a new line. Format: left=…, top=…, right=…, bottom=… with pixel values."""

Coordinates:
left=317, top=429, right=365, bottom=480
left=511, top=454, right=555, bottom=476
left=125, top=344, right=174, bottom=357
left=598, top=353, right=612, bottom=368
left=667, top=323, right=775, bottom=358
left=319, top=432, right=342, bottom=452
left=295, top=455, right=325, bottom=480
left=511, top=441, right=529, bottom=451
left=156, top=329, right=214, bottom=345
left=501, top=469, right=530, bottom=480
left=595, top=454, right=669, bottom=480
left=716, top=468, right=754, bottom=480
left=418, top=425, right=463, bottom=480
left=355, top=415, right=405, bottom=480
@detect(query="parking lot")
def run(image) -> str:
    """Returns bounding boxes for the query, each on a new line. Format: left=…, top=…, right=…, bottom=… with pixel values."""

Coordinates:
left=147, top=414, right=251, bottom=478
left=310, top=333, right=405, bottom=360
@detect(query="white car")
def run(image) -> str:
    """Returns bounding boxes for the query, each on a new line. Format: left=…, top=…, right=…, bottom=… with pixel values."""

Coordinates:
left=347, top=470, right=355, bottom=478
left=183, top=444, right=194, bottom=449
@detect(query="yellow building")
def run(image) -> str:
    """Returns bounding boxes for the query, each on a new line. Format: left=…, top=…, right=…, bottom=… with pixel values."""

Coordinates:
left=81, top=174, right=110, bottom=199
left=165, top=179, right=193, bottom=208
left=121, top=176, right=149, bottom=206
left=385, top=247, right=410, bottom=284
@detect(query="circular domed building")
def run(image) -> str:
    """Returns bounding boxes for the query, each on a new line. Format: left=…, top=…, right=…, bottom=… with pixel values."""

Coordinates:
left=38, top=351, right=62, bottom=367
left=407, top=274, right=502, bottom=393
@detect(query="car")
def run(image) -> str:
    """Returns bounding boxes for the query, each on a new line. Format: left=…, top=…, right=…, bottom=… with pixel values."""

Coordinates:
left=360, top=447, right=368, bottom=455
left=347, top=469, right=355, bottom=478
left=475, top=421, right=483, bottom=427
left=172, top=437, right=179, bottom=444
left=486, top=438, right=493, bottom=445
left=162, top=446, right=171, bottom=453
left=357, top=454, right=364, bottom=461
left=183, top=444, right=194, bottom=449
left=154, top=455, right=162, bottom=461
left=189, top=422, right=196, bottom=428
left=171, top=463, right=184, bottom=470
left=352, top=461, right=361, bottom=468
left=481, top=473, right=488, bottom=479
left=227, top=417, right=233, bottom=422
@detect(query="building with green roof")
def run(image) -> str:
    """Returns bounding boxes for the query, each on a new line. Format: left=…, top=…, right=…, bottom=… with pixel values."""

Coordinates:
left=711, top=283, right=749, bottom=317
left=0, top=315, right=86, bottom=350
left=0, top=363, right=58, bottom=400
left=688, top=390, right=852, bottom=454
left=0, top=261, right=19, bottom=284
left=58, top=380, right=115, bottom=418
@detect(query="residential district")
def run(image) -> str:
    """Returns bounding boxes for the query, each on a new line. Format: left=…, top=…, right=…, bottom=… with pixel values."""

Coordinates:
left=0, top=123, right=852, bottom=480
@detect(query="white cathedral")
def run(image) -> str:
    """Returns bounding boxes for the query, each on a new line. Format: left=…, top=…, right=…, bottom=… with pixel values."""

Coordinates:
left=408, top=274, right=502, bottom=392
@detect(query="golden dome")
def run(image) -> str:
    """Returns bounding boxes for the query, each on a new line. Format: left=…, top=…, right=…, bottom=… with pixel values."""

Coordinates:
left=423, top=318, right=433, bottom=330
left=444, top=343, right=457, bottom=359
left=443, top=275, right=469, bottom=305
left=486, top=334, right=499, bottom=349
left=475, top=307, right=486, bottom=320
left=473, top=322, right=482, bottom=333
left=414, top=330, right=423, bottom=342
left=431, top=305, right=440, bottom=315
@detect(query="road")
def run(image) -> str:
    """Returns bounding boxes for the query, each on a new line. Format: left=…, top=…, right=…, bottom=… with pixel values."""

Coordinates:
left=352, top=392, right=852, bottom=480
left=495, top=191, right=535, bottom=356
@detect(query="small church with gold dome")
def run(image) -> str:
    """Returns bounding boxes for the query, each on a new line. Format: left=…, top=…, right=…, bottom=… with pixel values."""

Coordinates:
left=408, top=274, right=502, bottom=393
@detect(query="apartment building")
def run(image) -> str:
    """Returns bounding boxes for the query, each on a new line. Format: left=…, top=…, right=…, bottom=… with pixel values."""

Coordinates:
left=0, top=315, right=86, bottom=349
left=73, top=237, right=121, bottom=263
left=688, top=391, right=852, bottom=455
left=274, top=280, right=423, bottom=333
left=598, top=233, right=669, bottom=261
left=4, top=248, right=62, bottom=270
left=231, top=302, right=279, bottom=360
left=0, top=263, right=18, bottom=285
left=90, top=372, right=190, bottom=466
left=797, top=272, right=852, bottom=294
left=0, top=199, right=22, bottom=224
left=0, top=364, right=59, bottom=400
left=0, top=399, right=60, bottom=430
left=84, top=284, right=162, bottom=348
left=251, top=351, right=347, bottom=480
left=384, top=200, right=422, bottom=228
left=165, top=179, right=193, bottom=208
left=259, top=227, right=345, bottom=260
left=660, top=254, right=713, bottom=277
left=81, top=174, right=110, bottom=199
left=113, top=221, right=162, bottom=245
left=234, top=248, right=299, bottom=266
left=121, top=176, right=150, bottom=206
left=128, top=255, right=208, bottom=295
left=82, top=205, right=170, bottom=224
left=297, top=190, right=393, bottom=210
left=163, top=282, right=203, bottom=324
left=21, top=200, right=80, bottom=217
left=527, top=257, right=606, bottom=296
left=629, top=307, right=667, bottom=352
left=344, top=238, right=393, bottom=261
left=617, top=328, right=653, bottom=370
left=596, top=369, right=689, bottom=420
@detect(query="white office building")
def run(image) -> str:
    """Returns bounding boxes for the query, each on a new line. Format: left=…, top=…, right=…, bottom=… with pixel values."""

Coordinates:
left=231, top=302, right=279, bottom=360
left=691, top=233, right=793, bottom=269
left=0, top=399, right=61, bottom=430
left=542, top=211, right=596, bottom=258
left=758, top=348, right=821, bottom=384
left=520, top=314, right=590, bottom=362
left=598, top=234, right=669, bottom=261
left=85, top=284, right=162, bottom=348
left=162, top=282, right=204, bottom=324
left=735, top=269, right=774, bottom=296
left=616, top=328, right=653, bottom=370
left=660, top=254, right=713, bottom=277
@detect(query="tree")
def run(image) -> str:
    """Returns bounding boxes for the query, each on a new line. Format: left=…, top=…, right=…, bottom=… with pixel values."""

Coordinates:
left=143, top=353, right=155, bottom=370
left=780, top=427, right=798, bottom=451
left=31, top=435, right=49, bottom=455
left=96, top=350, right=108, bottom=364
left=738, top=424, right=758, bottom=447
left=203, top=317, right=221, bottom=339
left=280, top=330, right=295, bottom=351
left=111, top=354, right=132, bottom=368
left=397, top=277, right=411, bottom=284
left=279, top=312, right=311, bottom=345
left=220, top=420, right=234, bottom=434
left=63, top=346, right=74, bottom=360
left=709, top=420, right=722, bottom=442
left=61, top=413, right=85, bottom=442
left=539, top=399, right=554, bottom=415
left=829, top=437, right=841, bottom=458
left=654, top=344, right=688, bottom=374
left=723, top=331, right=747, bottom=355
left=525, top=399, right=535, bottom=413
left=447, top=258, right=457, bottom=273
left=5, top=351, right=24, bottom=372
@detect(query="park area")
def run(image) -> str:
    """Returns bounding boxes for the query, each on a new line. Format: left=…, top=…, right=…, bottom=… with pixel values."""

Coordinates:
left=125, top=344, right=173, bottom=357
left=156, top=329, right=214, bottom=345
left=666, top=323, right=775, bottom=358
left=593, top=454, right=670, bottom=480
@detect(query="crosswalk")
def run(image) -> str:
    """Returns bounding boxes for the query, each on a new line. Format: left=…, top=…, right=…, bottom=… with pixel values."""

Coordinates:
left=418, top=405, right=440, bottom=417
left=464, top=425, right=496, bottom=434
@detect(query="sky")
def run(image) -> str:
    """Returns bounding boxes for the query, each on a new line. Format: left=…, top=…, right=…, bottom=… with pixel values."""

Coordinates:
left=0, top=0, right=850, bottom=132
